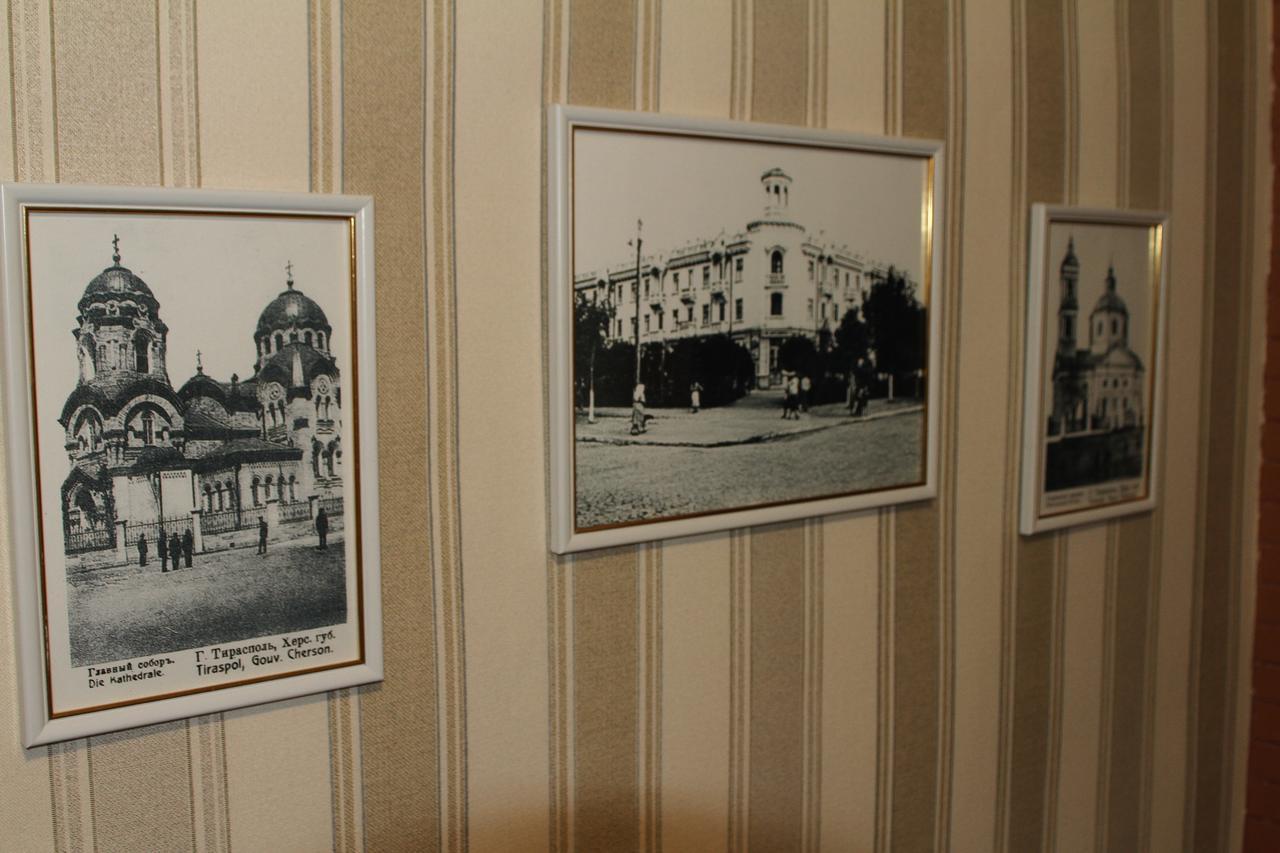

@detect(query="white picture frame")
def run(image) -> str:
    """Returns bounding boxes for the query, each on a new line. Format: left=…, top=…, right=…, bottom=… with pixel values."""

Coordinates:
left=1019, top=204, right=1169, bottom=535
left=0, top=183, right=383, bottom=746
left=547, top=105, right=944, bottom=554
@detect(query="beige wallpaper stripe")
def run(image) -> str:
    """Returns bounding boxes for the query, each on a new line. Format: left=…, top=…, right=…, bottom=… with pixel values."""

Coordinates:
left=730, top=0, right=751, bottom=121
left=572, top=547, right=641, bottom=851
left=729, top=529, right=751, bottom=853
left=342, top=1, right=441, bottom=849
left=891, top=2, right=946, bottom=850
left=158, top=0, right=199, bottom=190
left=560, top=4, right=643, bottom=850
left=52, top=0, right=160, bottom=186
left=543, top=1, right=570, bottom=849
left=1092, top=523, right=1120, bottom=852
left=742, top=8, right=828, bottom=849
left=8, top=0, right=56, bottom=180
left=747, top=522, right=807, bottom=852
left=1001, top=2, right=1066, bottom=851
left=567, top=0, right=635, bottom=109
left=424, top=1, right=469, bottom=850
left=639, top=543, right=663, bottom=853
left=950, top=0, right=1013, bottom=848
left=1188, top=0, right=1256, bottom=849
left=89, top=722, right=193, bottom=852
left=187, top=715, right=231, bottom=852
left=875, top=507, right=893, bottom=853
left=48, top=741, right=91, bottom=853
left=1100, top=1, right=1168, bottom=847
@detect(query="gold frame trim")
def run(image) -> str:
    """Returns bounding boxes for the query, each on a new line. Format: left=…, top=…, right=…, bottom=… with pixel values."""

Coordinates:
left=20, top=204, right=366, bottom=719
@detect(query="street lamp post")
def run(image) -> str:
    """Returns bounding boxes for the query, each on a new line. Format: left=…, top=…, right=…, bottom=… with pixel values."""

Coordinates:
left=629, top=219, right=643, bottom=387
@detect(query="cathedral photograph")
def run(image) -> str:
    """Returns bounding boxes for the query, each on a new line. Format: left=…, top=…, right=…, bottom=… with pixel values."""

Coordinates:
left=567, top=126, right=933, bottom=532
left=24, top=211, right=356, bottom=671
left=1034, top=218, right=1159, bottom=519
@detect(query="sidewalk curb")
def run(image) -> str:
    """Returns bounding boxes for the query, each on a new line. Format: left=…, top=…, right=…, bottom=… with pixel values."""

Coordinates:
left=577, top=405, right=923, bottom=448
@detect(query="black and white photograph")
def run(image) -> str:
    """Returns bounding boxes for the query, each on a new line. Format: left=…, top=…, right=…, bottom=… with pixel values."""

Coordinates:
left=0, top=185, right=383, bottom=743
left=1019, top=206, right=1168, bottom=534
left=548, top=108, right=943, bottom=552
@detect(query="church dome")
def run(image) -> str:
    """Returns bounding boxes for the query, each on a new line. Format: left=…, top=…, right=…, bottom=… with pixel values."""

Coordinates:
left=1091, top=266, right=1127, bottom=315
left=256, top=283, right=331, bottom=338
left=77, top=238, right=158, bottom=312
left=1060, top=237, right=1079, bottom=272
left=81, top=264, right=155, bottom=300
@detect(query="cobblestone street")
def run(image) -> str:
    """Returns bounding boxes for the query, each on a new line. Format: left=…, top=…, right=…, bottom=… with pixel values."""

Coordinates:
left=68, top=532, right=347, bottom=667
left=575, top=391, right=924, bottom=528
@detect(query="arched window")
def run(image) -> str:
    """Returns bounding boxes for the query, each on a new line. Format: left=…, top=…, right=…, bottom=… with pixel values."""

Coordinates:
left=770, top=292, right=784, bottom=316
left=141, top=411, right=155, bottom=445
left=225, top=480, right=235, bottom=507
left=251, top=476, right=261, bottom=506
left=134, top=333, right=150, bottom=372
left=770, top=250, right=784, bottom=275
left=304, top=330, right=313, bottom=346
left=317, top=332, right=326, bottom=351
left=1112, top=318, right=1118, bottom=335
left=326, top=441, right=336, bottom=477
left=214, top=483, right=224, bottom=510
left=274, top=332, right=284, bottom=351
left=203, top=485, right=213, bottom=511
left=264, top=475, right=274, bottom=503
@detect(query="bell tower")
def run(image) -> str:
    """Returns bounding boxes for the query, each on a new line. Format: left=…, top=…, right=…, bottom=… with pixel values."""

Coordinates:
left=1057, top=237, right=1079, bottom=359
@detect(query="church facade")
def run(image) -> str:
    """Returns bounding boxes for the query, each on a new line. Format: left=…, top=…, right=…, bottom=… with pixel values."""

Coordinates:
left=573, top=167, right=913, bottom=388
left=59, top=240, right=342, bottom=556
left=1048, top=237, right=1145, bottom=438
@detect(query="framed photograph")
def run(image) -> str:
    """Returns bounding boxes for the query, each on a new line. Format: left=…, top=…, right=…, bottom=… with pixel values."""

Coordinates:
left=547, top=105, right=944, bottom=553
left=1019, top=205, right=1169, bottom=535
left=0, top=183, right=382, bottom=746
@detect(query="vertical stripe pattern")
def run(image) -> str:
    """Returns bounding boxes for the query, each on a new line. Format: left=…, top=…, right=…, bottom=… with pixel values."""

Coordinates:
left=0, top=3, right=1267, bottom=853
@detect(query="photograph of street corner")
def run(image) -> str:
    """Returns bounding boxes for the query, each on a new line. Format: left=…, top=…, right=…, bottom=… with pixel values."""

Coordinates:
left=569, top=125, right=932, bottom=531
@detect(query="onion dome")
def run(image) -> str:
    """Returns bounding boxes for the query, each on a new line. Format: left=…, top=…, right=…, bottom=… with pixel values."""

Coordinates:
left=1060, top=237, right=1079, bottom=273
left=1091, top=265, right=1128, bottom=315
left=255, top=263, right=332, bottom=339
left=77, top=235, right=158, bottom=312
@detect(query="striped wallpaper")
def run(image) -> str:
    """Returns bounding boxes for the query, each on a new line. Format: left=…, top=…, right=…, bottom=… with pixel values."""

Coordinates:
left=0, top=1, right=1267, bottom=851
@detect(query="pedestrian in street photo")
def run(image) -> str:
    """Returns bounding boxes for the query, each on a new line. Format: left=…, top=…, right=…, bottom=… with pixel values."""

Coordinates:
left=182, top=528, right=193, bottom=568
left=690, top=381, right=702, bottom=414
left=158, top=531, right=168, bottom=573
left=800, top=375, right=812, bottom=412
left=631, top=382, right=647, bottom=435
left=137, top=533, right=147, bottom=568
left=315, top=507, right=329, bottom=551
left=257, top=516, right=268, bottom=555
left=169, top=531, right=181, bottom=572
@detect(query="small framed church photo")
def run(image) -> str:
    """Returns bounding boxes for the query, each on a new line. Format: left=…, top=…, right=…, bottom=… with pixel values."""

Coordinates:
left=0, top=183, right=383, bottom=746
left=1019, top=205, right=1169, bottom=535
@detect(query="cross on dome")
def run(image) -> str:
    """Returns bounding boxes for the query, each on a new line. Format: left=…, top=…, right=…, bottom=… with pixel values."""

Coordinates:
left=112, top=234, right=120, bottom=264
left=286, top=260, right=294, bottom=289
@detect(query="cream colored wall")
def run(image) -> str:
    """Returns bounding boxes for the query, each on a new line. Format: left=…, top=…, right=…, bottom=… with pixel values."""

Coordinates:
left=0, top=1, right=1266, bottom=852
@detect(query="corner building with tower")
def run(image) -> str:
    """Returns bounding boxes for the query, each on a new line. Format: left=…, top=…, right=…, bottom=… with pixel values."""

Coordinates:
left=573, top=167, right=916, bottom=388
left=57, top=240, right=343, bottom=558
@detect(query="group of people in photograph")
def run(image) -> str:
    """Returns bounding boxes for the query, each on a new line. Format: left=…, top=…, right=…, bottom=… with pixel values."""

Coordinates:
left=134, top=507, right=332, bottom=572
left=136, top=529, right=193, bottom=573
